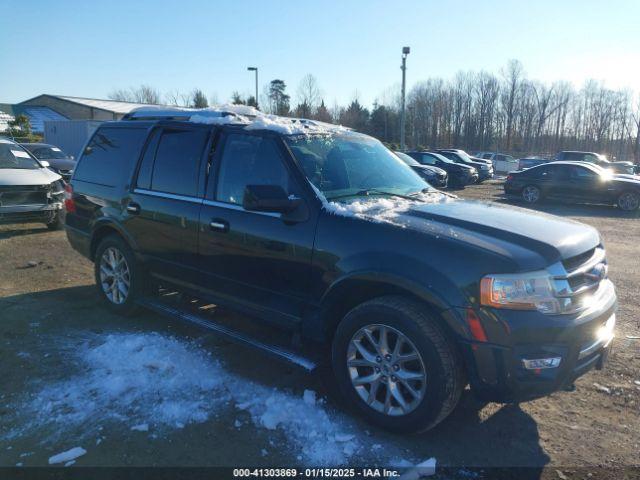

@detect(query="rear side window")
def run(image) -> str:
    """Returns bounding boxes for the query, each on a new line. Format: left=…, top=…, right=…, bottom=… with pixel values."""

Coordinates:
left=147, top=128, right=208, bottom=197
left=74, top=127, right=147, bottom=186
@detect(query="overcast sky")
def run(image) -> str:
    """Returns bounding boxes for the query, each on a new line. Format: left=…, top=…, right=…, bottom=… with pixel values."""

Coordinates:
left=1, top=0, right=639, bottom=106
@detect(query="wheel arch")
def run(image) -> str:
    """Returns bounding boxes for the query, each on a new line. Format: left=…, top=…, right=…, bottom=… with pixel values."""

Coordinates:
left=307, top=273, right=463, bottom=346
left=90, top=220, right=138, bottom=261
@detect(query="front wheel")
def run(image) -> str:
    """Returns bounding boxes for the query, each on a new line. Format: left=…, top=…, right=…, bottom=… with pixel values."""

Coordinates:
left=332, top=296, right=464, bottom=433
left=617, top=191, right=640, bottom=211
left=521, top=185, right=541, bottom=204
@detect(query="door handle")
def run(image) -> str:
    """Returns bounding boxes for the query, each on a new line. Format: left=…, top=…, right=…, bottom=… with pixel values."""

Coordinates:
left=209, top=218, right=229, bottom=232
left=126, top=202, right=141, bottom=214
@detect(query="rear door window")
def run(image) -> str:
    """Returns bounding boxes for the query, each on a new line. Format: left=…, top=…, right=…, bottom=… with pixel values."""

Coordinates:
left=74, top=127, right=147, bottom=186
left=147, top=128, right=209, bottom=197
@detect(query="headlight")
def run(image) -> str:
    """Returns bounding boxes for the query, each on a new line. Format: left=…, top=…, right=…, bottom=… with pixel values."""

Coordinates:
left=480, top=271, right=568, bottom=314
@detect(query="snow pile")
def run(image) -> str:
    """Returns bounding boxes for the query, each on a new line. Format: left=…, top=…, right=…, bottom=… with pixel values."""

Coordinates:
left=325, top=192, right=455, bottom=225
left=48, top=447, right=86, bottom=465
left=5, top=332, right=413, bottom=465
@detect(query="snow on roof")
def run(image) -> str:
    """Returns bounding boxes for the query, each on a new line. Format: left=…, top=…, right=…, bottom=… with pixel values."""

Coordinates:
left=126, top=105, right=349, bottom=135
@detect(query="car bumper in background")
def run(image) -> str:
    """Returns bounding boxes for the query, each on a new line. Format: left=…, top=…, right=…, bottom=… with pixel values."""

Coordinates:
left=0, top=203, right=63, bottom=224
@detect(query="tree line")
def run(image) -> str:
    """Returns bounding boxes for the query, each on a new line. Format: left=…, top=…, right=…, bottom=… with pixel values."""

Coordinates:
left=108, top=60, right=640, bottom=162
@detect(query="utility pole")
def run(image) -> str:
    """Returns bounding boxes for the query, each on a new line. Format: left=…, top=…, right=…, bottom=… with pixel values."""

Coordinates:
left=247, top=67, right=258, bottom=110
left=400, top=47, right=410, bottom=150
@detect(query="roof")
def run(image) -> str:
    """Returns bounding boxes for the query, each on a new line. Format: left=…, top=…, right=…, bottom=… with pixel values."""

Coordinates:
left=0, top=110, right=14, bottom=132
left=54, top=95, right=161, bottom=114
left=17, top=106, right=68, bottom=133
left=124, top=105, right=351, bottom=136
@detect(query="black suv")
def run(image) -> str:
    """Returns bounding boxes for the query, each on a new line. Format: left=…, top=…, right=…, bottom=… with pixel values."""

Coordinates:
left=65, top=109, right=617, bottom=433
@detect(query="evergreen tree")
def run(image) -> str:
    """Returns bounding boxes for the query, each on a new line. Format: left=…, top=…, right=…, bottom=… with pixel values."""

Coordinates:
left=268, top=80, right=290, bottom=116
left=314, top=100, right=333, bottom=123
left=191, top=89, right=209, bottom=108
left=339, top=99, right=369, bottom=132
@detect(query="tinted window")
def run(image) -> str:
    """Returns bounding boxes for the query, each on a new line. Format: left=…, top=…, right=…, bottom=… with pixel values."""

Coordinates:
left=150, top=128, right=208, bottom=196
left=75, top=127, right=147, bottom=186
left=216, top=134, right=295, bottom=205
left=136, top=129, right=161, bottom=190
left=570, top=166, right=597, bottom=179
left=420, top=154, right=436, bottom=165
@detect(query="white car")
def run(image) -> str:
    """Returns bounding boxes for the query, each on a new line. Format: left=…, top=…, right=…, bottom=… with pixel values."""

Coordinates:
left=0, top=138, right=65, bottom=229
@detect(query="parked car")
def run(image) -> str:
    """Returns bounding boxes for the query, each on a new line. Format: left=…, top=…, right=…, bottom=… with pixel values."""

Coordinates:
left=504, top=161, right=640, bottom=211
left=395, top=151, right=447, bottom=188
left=0, top=138, right=64, bottom=229
left=435, top=149, right=494, bottom=181
left=65, top=110, right=617, bottom=433
left=555, top=151, right=636, bottom=175
left=406, top=151, right=478, bottom=187
left=21, top=142, right=76, bottom=181
left=518, top=157, right=550, bottom=170
left=477, top=152, right=519, bottom=173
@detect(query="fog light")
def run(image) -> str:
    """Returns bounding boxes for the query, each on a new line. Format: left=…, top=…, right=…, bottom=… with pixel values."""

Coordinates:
left=522, top=357, right=561, bottom=370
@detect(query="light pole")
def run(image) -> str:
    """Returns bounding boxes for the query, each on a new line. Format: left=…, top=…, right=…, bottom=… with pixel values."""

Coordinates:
left=400, top=46, right=410, bottom=150
left=247, top=67, right=258, bottom=110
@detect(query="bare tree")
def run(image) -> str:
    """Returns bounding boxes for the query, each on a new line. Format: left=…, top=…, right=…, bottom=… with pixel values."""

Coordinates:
left=295, top=74, right=322, bottom=116
left=108, top=85, right=161, bottom=104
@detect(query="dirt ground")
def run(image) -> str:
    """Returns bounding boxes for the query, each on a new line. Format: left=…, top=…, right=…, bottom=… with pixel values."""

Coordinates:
left=0, top=181, right=638, bottom=478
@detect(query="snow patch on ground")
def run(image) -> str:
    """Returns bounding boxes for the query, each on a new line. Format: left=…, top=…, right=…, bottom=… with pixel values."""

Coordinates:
left=48, top=447, right=86, bottom=465
left=4, top=332, right=414, bottom=466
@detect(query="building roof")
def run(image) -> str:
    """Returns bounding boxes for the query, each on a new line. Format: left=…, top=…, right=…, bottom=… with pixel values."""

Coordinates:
left=18, top=106, right=68, bottom=133
left=52, top=95, right=163, bottom=114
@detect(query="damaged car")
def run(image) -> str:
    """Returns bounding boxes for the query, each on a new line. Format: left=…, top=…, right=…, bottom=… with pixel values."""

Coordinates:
left=0, top=138, right=65, bottom=229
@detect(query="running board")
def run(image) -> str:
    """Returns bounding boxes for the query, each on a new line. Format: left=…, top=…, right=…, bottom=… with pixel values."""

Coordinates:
left=137, top=297, right=318, bottom=372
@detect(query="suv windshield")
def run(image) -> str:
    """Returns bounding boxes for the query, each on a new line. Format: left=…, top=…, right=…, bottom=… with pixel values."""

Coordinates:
left=286, top=133, right=428, bottom=201
left=0, top=141, right=41, bottom=170
left=30, top=146, right=68, bottom=160
left=394, top=151, right=420, bottom=166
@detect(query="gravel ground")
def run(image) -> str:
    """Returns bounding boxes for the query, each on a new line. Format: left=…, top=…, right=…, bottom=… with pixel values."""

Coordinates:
left=0, top=182, right=638, bottom=478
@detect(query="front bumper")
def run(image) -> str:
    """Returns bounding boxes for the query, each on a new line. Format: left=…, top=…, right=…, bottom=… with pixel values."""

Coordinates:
left=0, top=203, right=63, bottom=225
left=459, top=281, right=617, bottom=402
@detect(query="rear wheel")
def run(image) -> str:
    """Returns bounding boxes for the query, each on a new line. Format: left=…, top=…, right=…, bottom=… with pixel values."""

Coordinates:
left=617, top=191, right=640, bottom=211
left=332, top=296, right=464, bottom=433
left=522, top=185, right=541, bottom=204
left=94, top=235, right=148, bottom=315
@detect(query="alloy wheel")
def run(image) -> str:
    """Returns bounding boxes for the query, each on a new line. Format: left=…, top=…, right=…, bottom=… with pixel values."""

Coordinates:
left=99, top=247, right=130, bottom=304
left=522, top=186, right=540, bottom=203
left=618, top=192, right=640, bottom=211
left=347, top=324, right=427, bottom=416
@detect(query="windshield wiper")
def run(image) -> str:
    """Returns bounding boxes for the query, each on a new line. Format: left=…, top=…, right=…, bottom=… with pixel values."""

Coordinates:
left=327, top=188, right=417, bottom=201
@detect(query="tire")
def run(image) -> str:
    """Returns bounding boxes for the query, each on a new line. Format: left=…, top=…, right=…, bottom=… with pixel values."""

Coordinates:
left=617, top=191, right=640, bottom=211
left=45, top=212, right=62, bottom=230
left=521, top=184, right=541, bottom=204
left=93, top=234, right=148, bottom=315
left=331, top=295, right=464, bottom=433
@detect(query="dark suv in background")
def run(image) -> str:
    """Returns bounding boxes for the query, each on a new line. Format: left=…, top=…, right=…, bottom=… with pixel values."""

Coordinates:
left=555, top=151, right=636, bottom=175
left=436, top=149, right=494, bottom=181
left=65, top=108, right=617, bottom=433
left=406, top=150, right=478, bottom=187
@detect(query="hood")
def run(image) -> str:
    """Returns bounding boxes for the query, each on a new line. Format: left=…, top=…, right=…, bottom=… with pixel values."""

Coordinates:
left=48, top=158, right=76, bottom=171
left=0, top=167, right=62, bottom=186
left=401, top=199, right=599, bottom=266
left=610, top=161, right=634, bottom=166
left=611, top=175, right=640, bottom=185
left=412, top=165, right=445, bottom=176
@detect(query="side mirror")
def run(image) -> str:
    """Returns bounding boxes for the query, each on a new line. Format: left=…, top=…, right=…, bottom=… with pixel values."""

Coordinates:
left=39, top=160, right=50, bottom=168
left=243, top=185, right=301, bottom=214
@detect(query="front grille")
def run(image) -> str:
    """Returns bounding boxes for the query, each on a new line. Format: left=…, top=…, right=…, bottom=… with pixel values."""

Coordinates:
left=562, top=248, right=596, bottom=272
left=550, top=246, right=609, bottom=313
